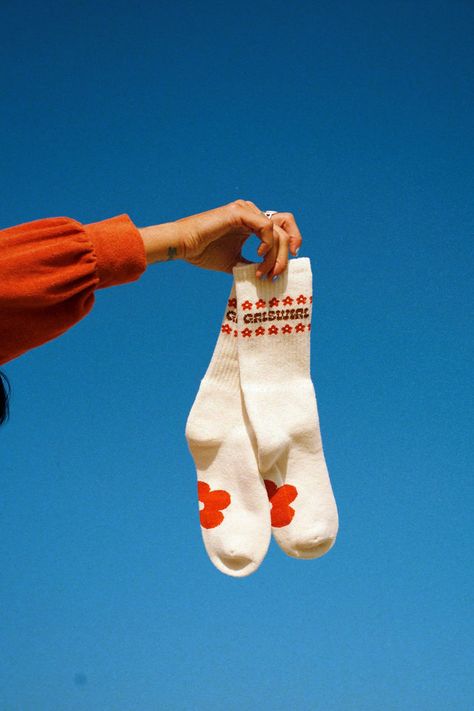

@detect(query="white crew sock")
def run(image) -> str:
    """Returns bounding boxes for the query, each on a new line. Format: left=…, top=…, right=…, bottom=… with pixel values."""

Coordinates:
left=185, top=287, right=271, bottom=577
left=233, top=258, right=339, bottom=559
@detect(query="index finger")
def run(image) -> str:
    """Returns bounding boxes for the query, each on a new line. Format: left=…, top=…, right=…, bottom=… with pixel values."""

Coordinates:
left=273, top=212, right=303, bottom=256
left=229, top=202, right=276, bottom=276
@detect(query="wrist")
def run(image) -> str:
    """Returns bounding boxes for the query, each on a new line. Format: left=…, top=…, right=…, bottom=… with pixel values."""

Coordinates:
left=138, top=222, right=185, bottom=265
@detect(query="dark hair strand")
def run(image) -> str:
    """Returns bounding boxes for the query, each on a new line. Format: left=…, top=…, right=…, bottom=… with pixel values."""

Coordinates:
left=0, top=370, right=11, bottom=425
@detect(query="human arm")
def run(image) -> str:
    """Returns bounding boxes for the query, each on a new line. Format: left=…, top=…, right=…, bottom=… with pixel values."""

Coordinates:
left=0, top=213, right=146, bottom=364
left=139, top=200, right=303, bottom=278
left=0, top=200, right=303, bottom=364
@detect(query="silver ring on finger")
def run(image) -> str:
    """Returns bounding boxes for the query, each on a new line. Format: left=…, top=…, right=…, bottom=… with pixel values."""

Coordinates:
left=263, top=210, right=279, bottom=219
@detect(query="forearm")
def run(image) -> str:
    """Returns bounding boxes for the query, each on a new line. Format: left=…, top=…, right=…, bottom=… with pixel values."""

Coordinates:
left=138, top=222, right=185, bottom=265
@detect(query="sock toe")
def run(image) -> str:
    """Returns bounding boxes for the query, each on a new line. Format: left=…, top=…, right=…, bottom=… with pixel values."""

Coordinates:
left=213, top=551, right=259, bottom=577
left=287, top=531, right=337, bottom=560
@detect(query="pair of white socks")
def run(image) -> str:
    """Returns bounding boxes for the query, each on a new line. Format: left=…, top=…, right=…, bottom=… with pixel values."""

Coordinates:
left=185, top=258, right=338, bottom=577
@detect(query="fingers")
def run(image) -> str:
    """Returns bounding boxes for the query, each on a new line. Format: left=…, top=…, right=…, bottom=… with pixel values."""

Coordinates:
left=229, top=201, right=276, bottom=278
left=228, top=200, right=303, bottom=279
left=246, top=204, right=303, bottom=258
left=268, top=225, right=290, bottom=280
left=255, top=231, right=278, bottom=279
left=272, top=212, right=303, bottom=257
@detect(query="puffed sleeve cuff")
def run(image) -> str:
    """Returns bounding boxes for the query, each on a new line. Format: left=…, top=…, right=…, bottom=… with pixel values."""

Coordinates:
left=84, top=214, right=147, bottom=289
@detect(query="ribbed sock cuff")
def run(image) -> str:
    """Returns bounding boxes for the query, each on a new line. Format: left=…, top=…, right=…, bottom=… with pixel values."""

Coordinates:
left=202, top=285, right=240, bottom=388
left=233, top=257, right=312, bottom=286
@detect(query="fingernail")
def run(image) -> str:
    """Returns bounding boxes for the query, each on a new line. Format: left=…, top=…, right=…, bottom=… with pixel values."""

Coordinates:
left=260, top=273, right=267, bottom=280
left=272, top=275, right=279, bottom=282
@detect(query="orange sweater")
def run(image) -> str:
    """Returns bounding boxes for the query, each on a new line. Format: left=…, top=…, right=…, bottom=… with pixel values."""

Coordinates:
left=0, top=214, right=147, bottom=364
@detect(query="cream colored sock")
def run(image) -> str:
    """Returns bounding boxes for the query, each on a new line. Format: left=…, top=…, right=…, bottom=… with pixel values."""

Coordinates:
left=233, top=258, right=339, bottom=559
left=185, top=286, right=271, bottom=577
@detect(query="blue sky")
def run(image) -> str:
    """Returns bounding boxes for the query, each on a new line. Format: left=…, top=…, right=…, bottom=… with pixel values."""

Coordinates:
left=1, top=1, right=473, bottom=709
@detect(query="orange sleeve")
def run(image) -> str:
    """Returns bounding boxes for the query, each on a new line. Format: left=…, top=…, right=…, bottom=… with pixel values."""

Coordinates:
left=0, top=213, right=147, bottom=364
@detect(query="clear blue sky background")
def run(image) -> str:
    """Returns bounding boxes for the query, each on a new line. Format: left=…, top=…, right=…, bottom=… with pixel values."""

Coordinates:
left=1, top=1, right=473, bottom=709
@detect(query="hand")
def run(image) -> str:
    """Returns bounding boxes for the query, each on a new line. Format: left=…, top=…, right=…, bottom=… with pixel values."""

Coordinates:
left=139, top=200, right=303, bottom=279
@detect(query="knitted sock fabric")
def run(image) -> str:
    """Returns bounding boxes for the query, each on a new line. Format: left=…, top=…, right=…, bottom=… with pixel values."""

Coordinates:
left=185, top=286, right=271, bottom=577
left=233, top=258, right=338, bottom=559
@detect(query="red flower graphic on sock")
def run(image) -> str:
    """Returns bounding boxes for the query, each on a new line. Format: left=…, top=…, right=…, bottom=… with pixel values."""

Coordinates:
left=233, top=330, right=238, bottom=337
left=221, top=323, right=232, bottom=334
left=255, top=326, right=265, bottom=336
left=264, top=480, right=297, bottom=527
left=309, top=296, right=313, bottom=303
left=282, top=324, right=292, bottom=334
left=307, top=323, right=311, bottom=331
left=269, top=297, right=279, bottom=307
left=268, top=325, right=279, bottom=335
left=255, top=298, right=266, bottom=308
left=295, top=323, right=305, bottom=333
left=228, top=297, right=237, bottom=308
left=242, top=300, right=253, bottom=310
left=296, top=294, right=307, bottom=304
left=198, top=481, right=231, bottom=529
left=241, top=327, right=252, bottom=338
left=282, top=295, right=293, bottom=306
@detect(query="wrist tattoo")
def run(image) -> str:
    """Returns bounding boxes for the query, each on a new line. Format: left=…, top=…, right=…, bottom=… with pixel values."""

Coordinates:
left=157, top=246, right=178, bottom=262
